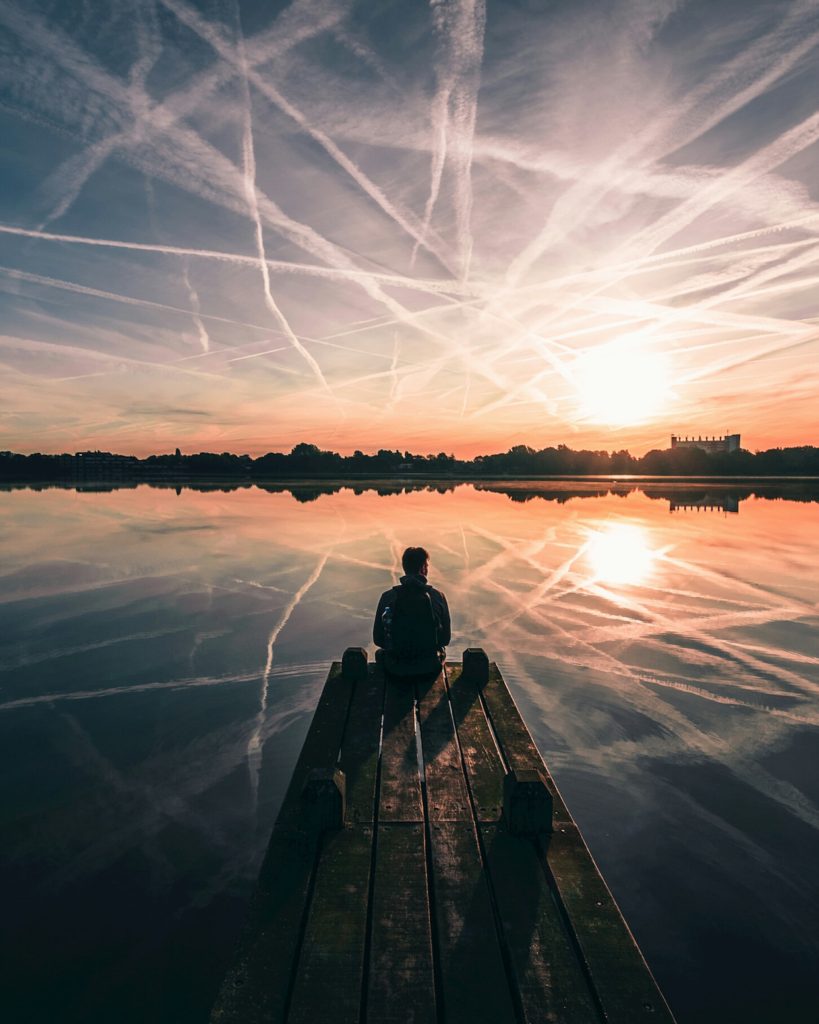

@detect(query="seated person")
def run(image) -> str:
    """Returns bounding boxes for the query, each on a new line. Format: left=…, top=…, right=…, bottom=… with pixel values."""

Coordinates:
left=373, top=546, right=451, bottom=677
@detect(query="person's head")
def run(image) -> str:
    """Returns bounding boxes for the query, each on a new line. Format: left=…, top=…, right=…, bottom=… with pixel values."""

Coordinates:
left=402, top=546, right=430, bottom=577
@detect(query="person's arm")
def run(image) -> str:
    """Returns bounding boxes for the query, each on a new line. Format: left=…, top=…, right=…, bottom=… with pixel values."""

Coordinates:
left=437, top=590, right=451, bottom=647
left=373, top=591, right=388, bottom=648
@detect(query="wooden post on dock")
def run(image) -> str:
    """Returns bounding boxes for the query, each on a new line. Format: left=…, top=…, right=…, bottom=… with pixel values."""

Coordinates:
left=341, top=645, right=367, bottom=681
left=502, top=768, right=553, bottom=836
left=301, top=768, right=345, bottom=833
left=462, top=645, right=489, bottom=683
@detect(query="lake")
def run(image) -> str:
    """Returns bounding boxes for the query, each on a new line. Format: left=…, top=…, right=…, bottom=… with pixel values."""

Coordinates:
left=1, top=480, right=818, bottom=1023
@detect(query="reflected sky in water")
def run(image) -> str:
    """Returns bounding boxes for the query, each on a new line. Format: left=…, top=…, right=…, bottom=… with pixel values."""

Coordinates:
left=1, top=482, right=818, bottom=1023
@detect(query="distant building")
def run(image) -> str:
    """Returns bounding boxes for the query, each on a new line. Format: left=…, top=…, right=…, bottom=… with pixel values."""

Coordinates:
left=671, top=433, right=740, bottom=454
left=55, top=451, right=140, bottom=480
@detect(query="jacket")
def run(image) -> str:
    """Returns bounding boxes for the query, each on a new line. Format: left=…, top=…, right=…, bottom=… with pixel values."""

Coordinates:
left=373, top=573, right=451, bottom=649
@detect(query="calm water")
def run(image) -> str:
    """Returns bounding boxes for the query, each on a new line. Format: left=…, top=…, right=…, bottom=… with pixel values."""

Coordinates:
left=1, top=481, right=818, bottom=1023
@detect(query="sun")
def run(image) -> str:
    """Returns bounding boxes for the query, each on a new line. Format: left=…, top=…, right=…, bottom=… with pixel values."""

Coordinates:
left=572, top=337, right=673, bottom=426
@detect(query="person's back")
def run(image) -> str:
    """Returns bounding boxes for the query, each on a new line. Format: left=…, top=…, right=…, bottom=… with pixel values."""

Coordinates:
left=373, top=546, right=451, bottom=677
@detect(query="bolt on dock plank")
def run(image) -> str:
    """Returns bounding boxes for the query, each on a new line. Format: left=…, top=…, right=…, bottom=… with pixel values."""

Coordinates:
left=212, top=648, right=676, bottom=1024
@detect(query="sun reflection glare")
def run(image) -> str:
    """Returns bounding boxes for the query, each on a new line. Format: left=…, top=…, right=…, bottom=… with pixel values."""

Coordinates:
left=586, top=522, right=656, bottom=586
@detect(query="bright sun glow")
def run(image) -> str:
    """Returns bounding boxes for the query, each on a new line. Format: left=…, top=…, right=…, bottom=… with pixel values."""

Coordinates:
left=573, top=338, right=673, bottom=426
left=586, top=523, right=656, bottom=587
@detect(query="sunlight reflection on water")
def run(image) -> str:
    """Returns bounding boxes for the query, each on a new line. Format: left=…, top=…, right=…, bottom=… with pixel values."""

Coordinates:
left=585, top=521, right=658, bottom=587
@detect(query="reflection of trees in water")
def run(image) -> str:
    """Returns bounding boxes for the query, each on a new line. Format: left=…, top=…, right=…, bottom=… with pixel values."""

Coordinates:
left=2, top=479, right=819, bottom=505
left=475, top=481, right=819, bottom=507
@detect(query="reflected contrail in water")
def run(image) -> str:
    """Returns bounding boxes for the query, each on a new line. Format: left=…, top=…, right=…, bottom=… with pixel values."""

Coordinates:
left=246, top=554, right=330, bottom=812
left=0, top=672, right=256, bottom=710
left=0, top=663, right=327, bottom=711
left=478, top=545, right=589, bottom=632
left=0, top=626, right=188, bottom=670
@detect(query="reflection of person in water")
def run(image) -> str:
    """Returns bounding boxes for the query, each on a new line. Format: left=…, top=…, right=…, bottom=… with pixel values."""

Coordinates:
left=373, top=546, right=451, bottom=677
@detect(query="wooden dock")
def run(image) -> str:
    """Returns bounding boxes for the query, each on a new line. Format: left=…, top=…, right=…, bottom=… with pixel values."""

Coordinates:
left=212, top=648, right=675, bottom=1024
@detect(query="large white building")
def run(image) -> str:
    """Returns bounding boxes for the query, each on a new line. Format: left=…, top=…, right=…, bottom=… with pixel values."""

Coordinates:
left=670, top=433, right=740, bottom=453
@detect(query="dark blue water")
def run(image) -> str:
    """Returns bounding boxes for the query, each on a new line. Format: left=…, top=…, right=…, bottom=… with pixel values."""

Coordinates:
left=1, top=482, right=818, bottom=1023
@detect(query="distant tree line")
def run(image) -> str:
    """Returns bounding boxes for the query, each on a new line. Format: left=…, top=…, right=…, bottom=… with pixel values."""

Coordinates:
left=1, top=441, right=818, bottom=481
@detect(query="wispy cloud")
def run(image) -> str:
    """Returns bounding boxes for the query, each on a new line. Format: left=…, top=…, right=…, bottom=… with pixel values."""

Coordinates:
left=1, top=0, right=818, bottom=453
left=414, top=0, right=486, bottom=280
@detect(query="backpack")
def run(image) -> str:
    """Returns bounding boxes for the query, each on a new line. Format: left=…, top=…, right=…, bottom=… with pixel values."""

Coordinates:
left=384, top=584, right=443, bottom=677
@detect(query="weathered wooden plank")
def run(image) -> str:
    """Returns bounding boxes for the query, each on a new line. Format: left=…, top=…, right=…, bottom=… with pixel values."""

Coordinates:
left=479, top=663, right=573, bottom=822
left=481, top=824, right=601, bottom=1024
left=447, top=664, right=504, bottom=822
left=542, top=826, right=676, bottom=1024
left=288, top=825, right=374, bottom=1024
left=380, top=680, right=422, bottom=822
left=480, top=660, right=674, bottom=1022
left=367, top=823, right=436, bottom=1024
left=340, top=663, right=385, bottom=824
left=210, top=825, right=318, bottom=1024
left=212, top=660, right=357, bottom=1023
left=276, top=660, right=358, bottom=826
left=428, top=820, right=518, bottom=1024
left=416, top=670, right=471, bottom=821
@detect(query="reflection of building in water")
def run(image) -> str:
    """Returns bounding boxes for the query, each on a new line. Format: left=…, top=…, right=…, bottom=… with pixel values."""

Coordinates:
left=669, top=493, right=739, bottom=514
left=671, top=432, right=740, bottom=453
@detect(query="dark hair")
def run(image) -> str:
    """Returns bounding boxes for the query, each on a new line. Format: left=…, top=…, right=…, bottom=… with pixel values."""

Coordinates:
left=402, top=546, right=430, bottom=575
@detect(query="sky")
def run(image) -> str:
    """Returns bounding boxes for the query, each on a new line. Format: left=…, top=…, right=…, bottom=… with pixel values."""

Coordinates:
left=1, top=0, right=819, bottom=457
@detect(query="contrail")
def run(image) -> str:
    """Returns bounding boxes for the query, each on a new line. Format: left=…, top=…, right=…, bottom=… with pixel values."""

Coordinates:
left=160, top=0, right=455, bottom=274
left=332, top=24, right=394, bottom=83
left=36, top=0, right=162, bottom=230
left=503, top=4, right=819, bottom=286
left=446, top=0, right=486, bottom=281
left=387, top=332, right=399, bottom=411
left=0, top=264, right=476, bottom=394
left=0, top=263, right=230, bottom=323
left=147, top=156, right=212, bottom=358
left=0, top=224, right=465, bottom=294
left=473, top=138, right=819, bottom=231
left=0, top=265, right=315, bottom=373
left=234, top=21, right=332, bottom=395
left=180, top=260, right=211, bottom=354
left=466, top=33, right=818, bottom=399
left=629, top=112, right=819, bottom=262
left=32, top=0, right=346, bottom=229
left=463, top=222, right=819, bottom=421
left=420, top=0, right=487, bottom=280
left=0, top=331, right=213, bottom=379
left=412, top=85, right=451, bottom=268
left=0, top=0, right=477, bottom=360
left=226, top=346, right=290, bottom=364
left=0, top=4, right=511, bottom=399
left=246, top=554, right=330, bottom=810
left=238, top=219, right=815, bottom=396
left=572, top=243, right=819, bottom=381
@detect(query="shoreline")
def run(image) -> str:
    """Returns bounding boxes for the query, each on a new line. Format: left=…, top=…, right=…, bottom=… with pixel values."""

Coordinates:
left=2, top=474, right=819, bottom=488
